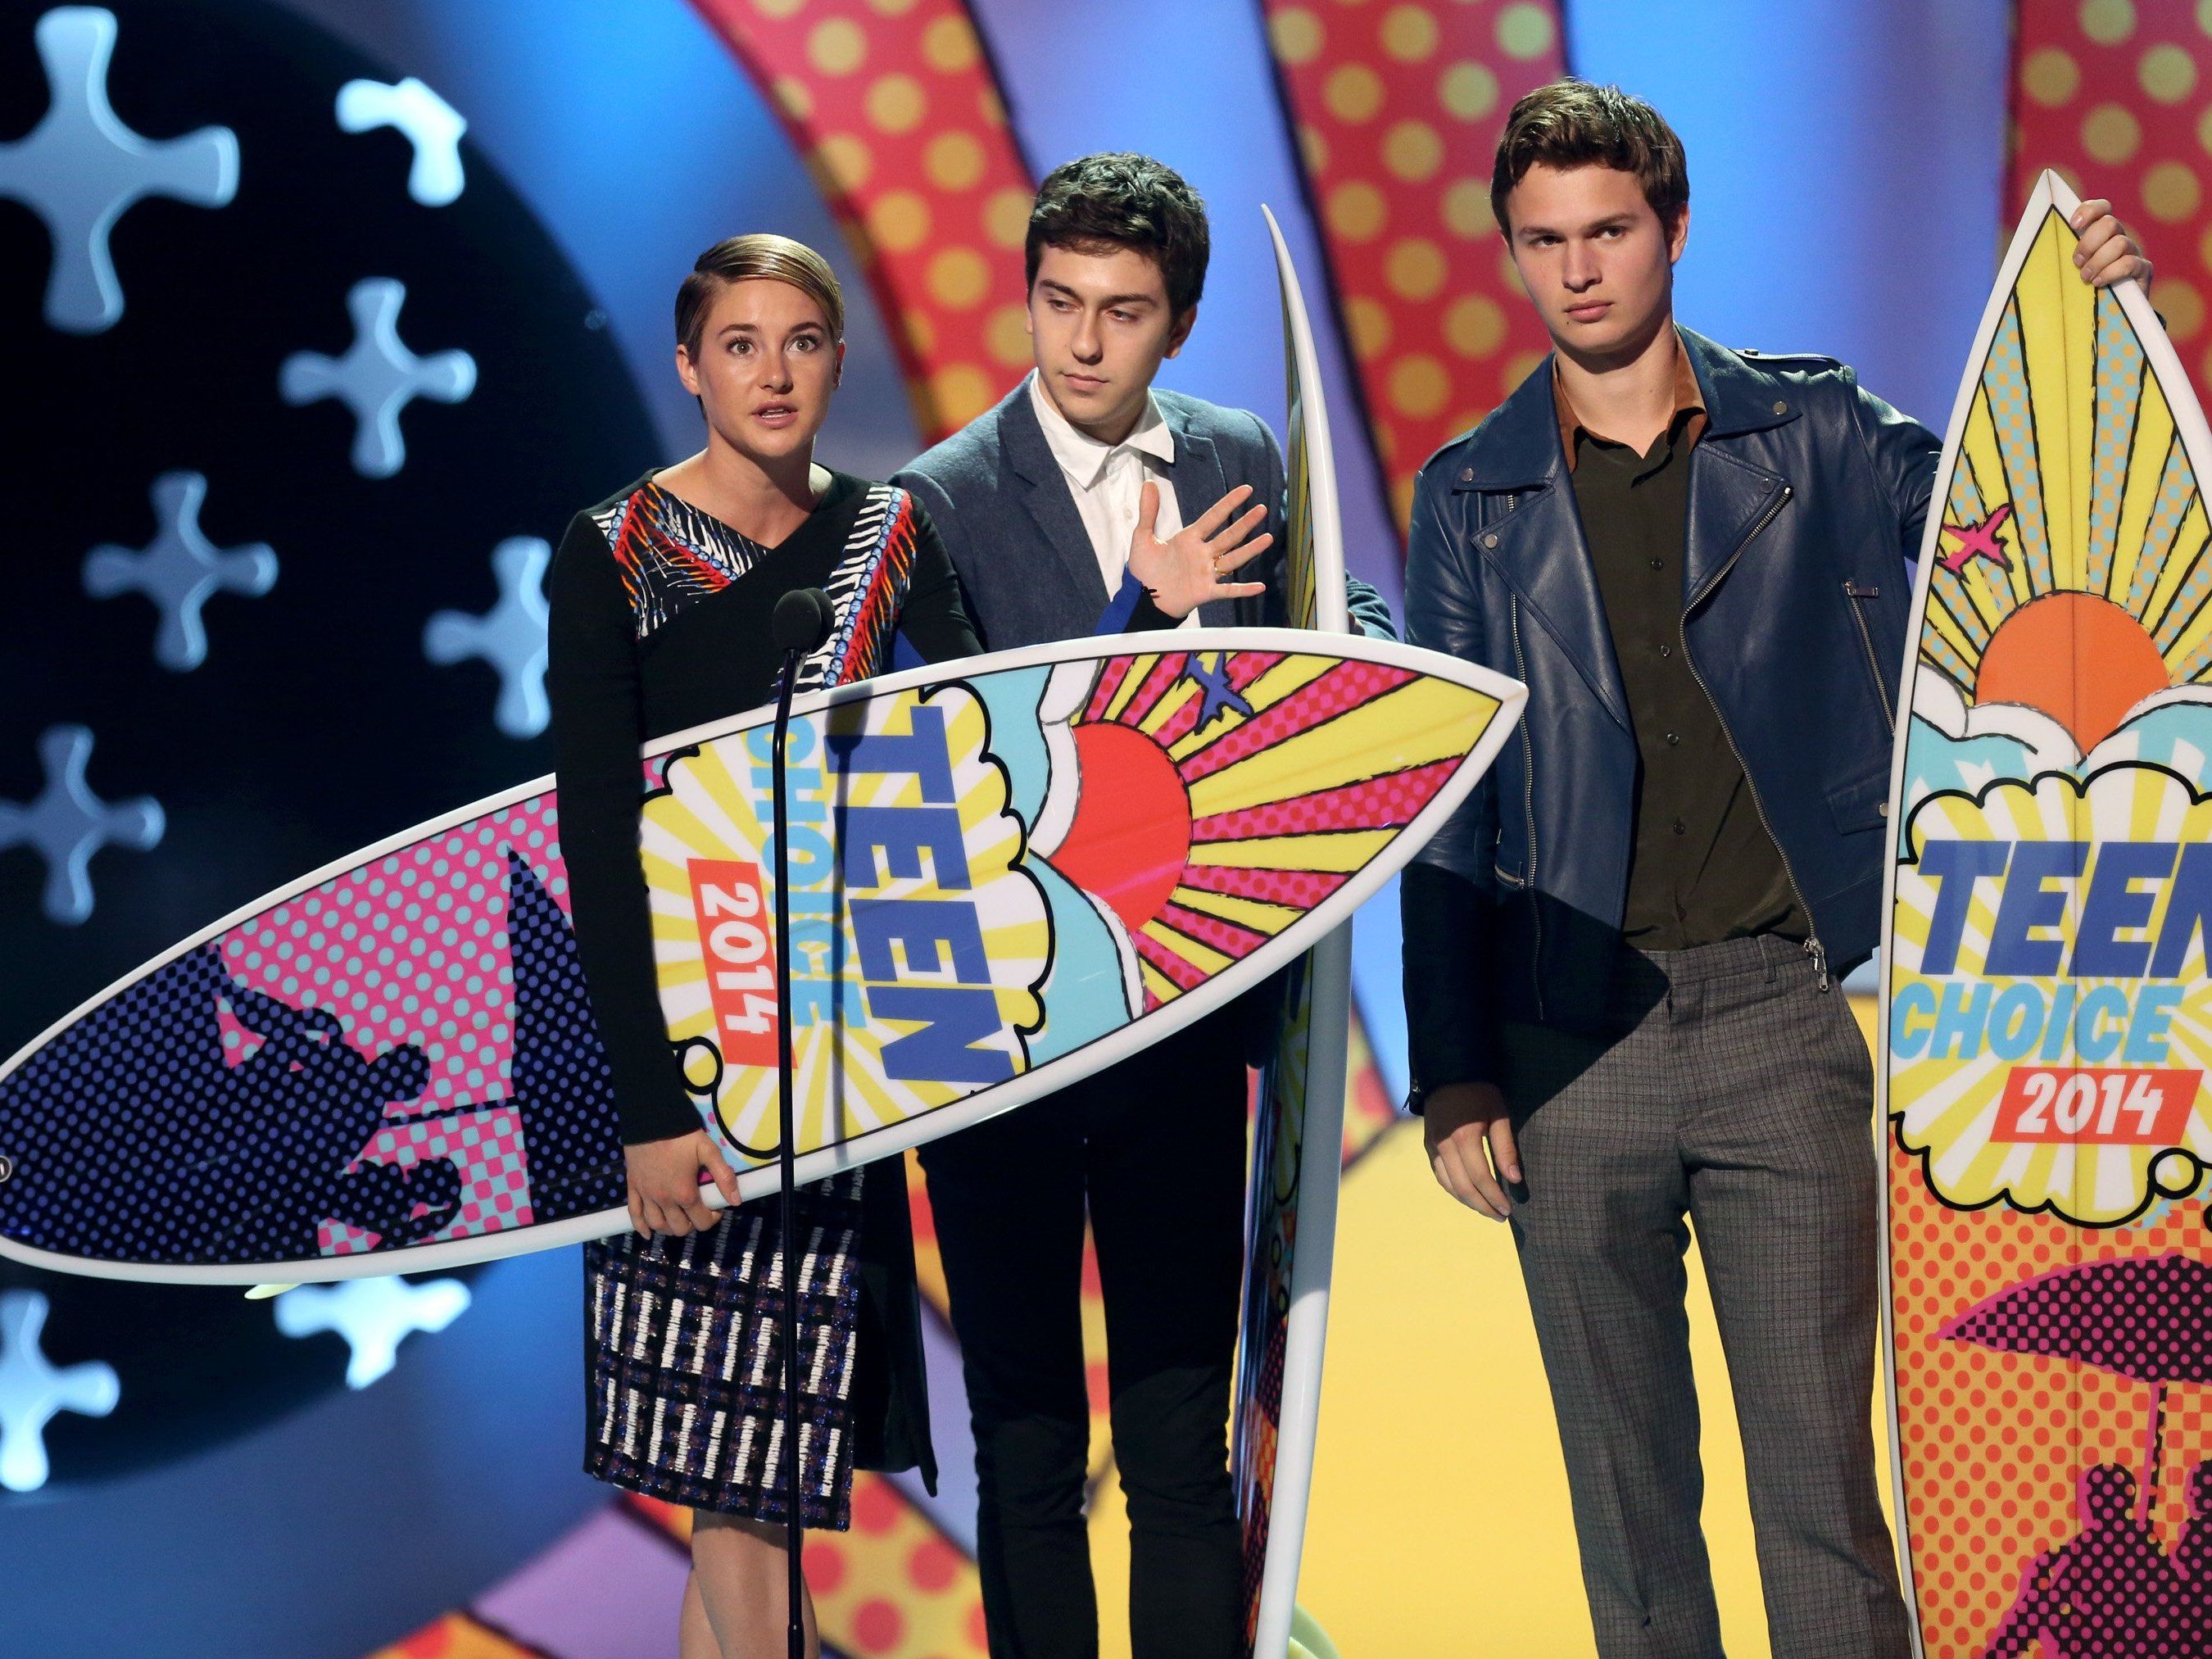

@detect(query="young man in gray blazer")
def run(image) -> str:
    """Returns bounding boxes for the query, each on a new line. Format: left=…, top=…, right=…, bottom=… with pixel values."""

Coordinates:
left=894, top=152, right=1389, bottom=1658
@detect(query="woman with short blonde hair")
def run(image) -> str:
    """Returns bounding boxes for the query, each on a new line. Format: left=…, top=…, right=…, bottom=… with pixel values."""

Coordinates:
left=548, top=233, right=976, bottom=1657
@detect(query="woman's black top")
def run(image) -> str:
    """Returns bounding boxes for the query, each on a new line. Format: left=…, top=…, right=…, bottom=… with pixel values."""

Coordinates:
left=547, top=468, right=980, bottom=1145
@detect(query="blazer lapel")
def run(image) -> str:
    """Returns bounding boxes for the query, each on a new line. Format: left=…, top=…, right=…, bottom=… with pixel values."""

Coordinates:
left=999, top=378, right=1113, bottom=616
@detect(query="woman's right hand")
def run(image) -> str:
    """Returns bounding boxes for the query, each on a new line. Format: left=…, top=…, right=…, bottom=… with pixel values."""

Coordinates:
left=624, top=1130, right=742, bottom=1238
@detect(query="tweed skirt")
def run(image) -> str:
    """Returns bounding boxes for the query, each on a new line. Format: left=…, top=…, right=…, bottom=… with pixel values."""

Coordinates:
left=582, top=1167, right=866, bottom=1527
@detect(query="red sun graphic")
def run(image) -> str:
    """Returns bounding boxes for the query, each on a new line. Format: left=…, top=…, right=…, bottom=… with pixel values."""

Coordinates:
left=1043, top=722, right=1193, bottom=932
left=1975, top=592, right=2170, bottom=753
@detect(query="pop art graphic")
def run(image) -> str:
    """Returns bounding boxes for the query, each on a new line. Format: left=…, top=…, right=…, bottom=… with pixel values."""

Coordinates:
left=1887, top=174, right=2212, bottom=1657
left=0, top=632, right=1516, bottom=1283
left=648, top=639, right=1502, bottom=1179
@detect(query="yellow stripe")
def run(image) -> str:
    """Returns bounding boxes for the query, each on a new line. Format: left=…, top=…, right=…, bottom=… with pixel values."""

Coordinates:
left=1138, top=918, right=1233, bottom=977
left=1104, top=654, right=1162, bottom=722
left=1185, top=682, right=1496, bottom=817
left=2144, top=496, right=2212, bottom=644
left=1139, top=961, right=1183, bottom=1004
left=1954, top=392, right=2024, bottom=632
left=1168, top=885, right=1303, bottom=934
left=1187, top=828, right=1394, bottom=872
left=1169, top=654, right=1335, bottom=761
left=1140, top=675, right=1201, bottom=737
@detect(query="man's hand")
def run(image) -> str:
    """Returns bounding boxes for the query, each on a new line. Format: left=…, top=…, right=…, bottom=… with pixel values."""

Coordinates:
left=1126, top=480, right=1271, bottom=619
left=624, top=1129, right=741, bottom=1239
left=1423, top=1081, right=1520, bottom=1222
left=2070, top=199, right=2153, bottom=292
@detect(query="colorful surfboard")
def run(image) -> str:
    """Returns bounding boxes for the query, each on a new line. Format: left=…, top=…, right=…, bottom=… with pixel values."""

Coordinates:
left=1232, top=205, right=1355, bottom=1659
left=0, top=628, right=1521, bottom=1284
left=1883, top=171, right=2212, bottom=1654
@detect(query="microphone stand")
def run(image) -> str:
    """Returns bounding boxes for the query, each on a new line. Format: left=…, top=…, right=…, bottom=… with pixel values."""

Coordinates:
left=772, top=640, right=805, bottom=1659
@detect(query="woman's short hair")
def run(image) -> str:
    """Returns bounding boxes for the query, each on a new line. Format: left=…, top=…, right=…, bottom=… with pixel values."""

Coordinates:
left=1490, top=79, right=1689, bottom=237
left=675, top=233, right=845, bottom=357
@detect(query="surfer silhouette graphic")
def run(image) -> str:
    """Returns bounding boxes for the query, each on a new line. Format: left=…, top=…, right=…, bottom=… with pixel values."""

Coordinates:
left=215, top=982, right=455, bottom=1253
left=1983, top=1464, right=2183, bottom=1658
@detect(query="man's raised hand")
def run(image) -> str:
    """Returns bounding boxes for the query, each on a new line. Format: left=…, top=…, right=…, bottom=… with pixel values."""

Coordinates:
left=1126, top=480, right=1271, bottom=619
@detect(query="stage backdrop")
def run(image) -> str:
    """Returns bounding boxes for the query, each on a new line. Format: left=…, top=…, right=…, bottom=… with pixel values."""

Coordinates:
left=5, top=1, right=2202, bottom=1655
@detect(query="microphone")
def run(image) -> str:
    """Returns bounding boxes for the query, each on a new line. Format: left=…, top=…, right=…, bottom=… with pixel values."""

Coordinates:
left=768, top=582, right=832, bottom=1659
left=772, top=587, right=835, bottom=658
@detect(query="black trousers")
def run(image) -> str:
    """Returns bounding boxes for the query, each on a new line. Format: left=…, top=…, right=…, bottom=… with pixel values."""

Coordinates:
left=918, top=1009, right=1249, bottom=1659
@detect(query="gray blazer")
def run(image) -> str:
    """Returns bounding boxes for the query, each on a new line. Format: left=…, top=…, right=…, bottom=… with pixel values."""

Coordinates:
left=892, top=376, right=1393, bottom=650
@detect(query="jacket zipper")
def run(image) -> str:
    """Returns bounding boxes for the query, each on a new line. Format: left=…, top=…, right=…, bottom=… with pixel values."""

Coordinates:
left=1842, top=579, right=1894, bottom=728
left=1509, top=596, right=1544, bottom=1018
left=1679, top=483, right=1832, bottom=990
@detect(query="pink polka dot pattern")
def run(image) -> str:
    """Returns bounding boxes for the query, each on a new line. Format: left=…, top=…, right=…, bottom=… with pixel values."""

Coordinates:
left=326, top=1104, right=533, bottom=1255
left=210, top=796, right=568, bottom=1253
left=215, top=798, right=564, bottom=1108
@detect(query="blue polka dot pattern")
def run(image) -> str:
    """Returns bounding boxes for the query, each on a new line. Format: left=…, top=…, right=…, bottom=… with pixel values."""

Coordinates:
left=0, top=845, right=623, bottom=1267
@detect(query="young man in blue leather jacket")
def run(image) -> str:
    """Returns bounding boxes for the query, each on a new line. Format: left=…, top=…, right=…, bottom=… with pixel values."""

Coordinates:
left=1401, top=79, right=2151, bottom=1658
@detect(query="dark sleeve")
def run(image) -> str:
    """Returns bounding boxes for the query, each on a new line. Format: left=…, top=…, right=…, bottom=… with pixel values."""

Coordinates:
left=1846, top=371, right=1942, bottom=564
left=1095, top=570, right=1182, bottom=635
left=1398, top=466, right=1502, bottom=1104
left=897, top=502, right=984, bottom=664
left=1249, top=410, right=1294, bottom=627
left=545, top=511, right=700, bottom=1146
left=1345, top=576, right=1396, bottom=640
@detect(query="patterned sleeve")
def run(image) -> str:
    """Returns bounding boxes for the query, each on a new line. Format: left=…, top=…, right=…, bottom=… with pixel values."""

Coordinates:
left=546, top=509, right=701, bottom=1146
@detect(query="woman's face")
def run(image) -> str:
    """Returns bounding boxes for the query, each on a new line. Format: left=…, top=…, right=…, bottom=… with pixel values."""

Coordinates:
left=676, top=278, right=845, bottom=466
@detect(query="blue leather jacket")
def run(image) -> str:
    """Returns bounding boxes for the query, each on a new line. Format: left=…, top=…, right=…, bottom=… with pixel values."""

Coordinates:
left=1401, top=327, right=1940, bottom=1097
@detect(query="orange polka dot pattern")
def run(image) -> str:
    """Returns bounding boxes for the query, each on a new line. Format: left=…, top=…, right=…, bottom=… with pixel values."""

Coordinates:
left=689, top=0, right=1034, bottom=441
left=628, top=1489, right=990, bottom=1656
left=1888, top=1135, right=2212, bottom=1656
left=2010, top=0, right=2212, bottom=392
left=1260, top=0, right=1566, bottom=532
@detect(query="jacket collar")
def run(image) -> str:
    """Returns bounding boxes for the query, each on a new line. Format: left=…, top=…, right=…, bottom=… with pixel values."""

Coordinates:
left=1459, top=325, right=1801, bottom=490
left=1455, top=326, right=1800, bottom=734
left=1027, top=371, right=1176, bottom=488
left=1679, top=325, right=1806, bottom=440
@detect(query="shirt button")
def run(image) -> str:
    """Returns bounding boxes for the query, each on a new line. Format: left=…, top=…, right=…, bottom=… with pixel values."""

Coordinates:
left=1650, top=557, right=1663, bottom=569
left=1672, top=818, right=1687, bottom=836
left=1657, top=643, right=1672, bottom=658
left=1666, top=731, right=1680, bottom=746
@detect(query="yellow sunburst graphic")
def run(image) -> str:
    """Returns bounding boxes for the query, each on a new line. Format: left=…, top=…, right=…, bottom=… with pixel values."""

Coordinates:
left=1919, top=206, right=2211, bottom=755
left=1892, top=767, right=2212, bottom=1224
left=639, top=684, right=1048, bottom=1171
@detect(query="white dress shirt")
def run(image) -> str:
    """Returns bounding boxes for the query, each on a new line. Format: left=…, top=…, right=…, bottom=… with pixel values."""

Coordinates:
left=1028, top=371, right=1198, bottom=629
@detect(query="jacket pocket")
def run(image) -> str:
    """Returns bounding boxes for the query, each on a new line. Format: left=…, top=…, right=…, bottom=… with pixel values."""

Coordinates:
left=1841, top=578, right=1896, bottom=728
left=1825, top=764, right=1890, bottom=834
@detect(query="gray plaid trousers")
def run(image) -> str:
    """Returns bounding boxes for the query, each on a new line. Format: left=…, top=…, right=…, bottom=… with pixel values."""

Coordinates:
left=1498, top=934, right=1911, bottom=1659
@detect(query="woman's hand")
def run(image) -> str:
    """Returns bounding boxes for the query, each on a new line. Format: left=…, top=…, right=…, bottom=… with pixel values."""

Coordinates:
left=624, top=1129, right=741, bottom=1238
